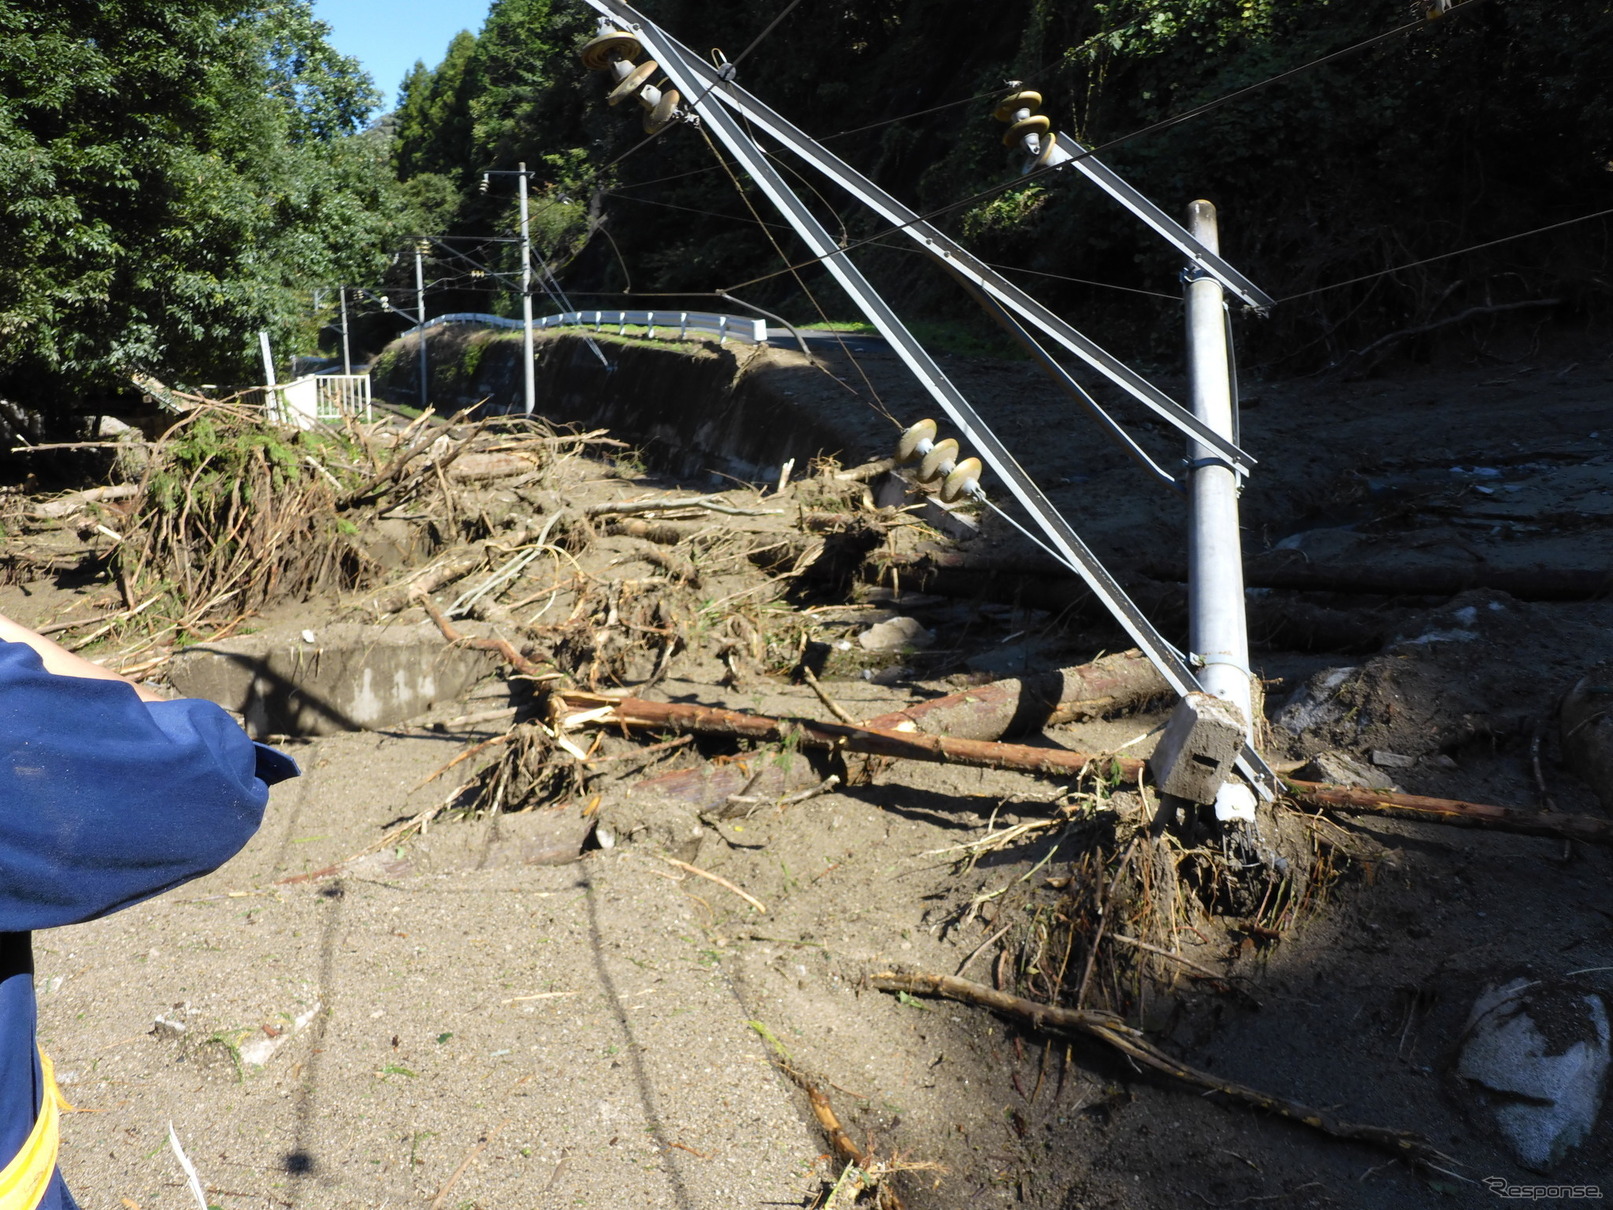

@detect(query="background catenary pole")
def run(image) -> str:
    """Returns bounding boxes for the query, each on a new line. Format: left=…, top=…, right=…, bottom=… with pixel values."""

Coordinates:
left=339, top=285, right=352, bottom=375
left=414, top=241, right=429, bottom=411
left=518, top=163, right=536, bottom=416
left=1183, top=199, right=1256, bottom=821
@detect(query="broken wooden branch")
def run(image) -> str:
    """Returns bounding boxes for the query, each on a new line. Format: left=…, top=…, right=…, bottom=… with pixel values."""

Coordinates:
left=584, top=494, right=781, bottom=519
left=1346, top=296, right=1560, bottom=368
left=662, top=857, right=767, bottom=913
left=367, top=524, right=543, bottom=616
left=557, top=690, right=1142, bottom=782
left=418, top=592, right=561, bottom=682
left=750, top=1022, right=907, bottom=1210
left=29, top=484, right=140, bottom=518
left=1281, top=777, right=1613, bottom=844
left=871, top=970, right=1442, bottom=1166
left=800, top=666, right=859, bottom=726
left=830, top=457, right=896, bottom=483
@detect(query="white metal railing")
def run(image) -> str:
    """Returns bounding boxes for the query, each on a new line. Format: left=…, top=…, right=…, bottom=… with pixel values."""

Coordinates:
left=414, top=309, right=769, bottom=346
left=257, top=372, right=372, bottom=429
left=314, top=373, right=372, bottom=422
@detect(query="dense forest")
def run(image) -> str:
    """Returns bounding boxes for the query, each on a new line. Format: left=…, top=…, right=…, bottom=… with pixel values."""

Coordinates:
left=4, top=0, right=1612, bottom=431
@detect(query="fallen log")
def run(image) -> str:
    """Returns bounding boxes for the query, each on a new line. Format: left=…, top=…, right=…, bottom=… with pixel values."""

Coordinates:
left=870, top=971, right=1442, bottom=1166
left=585, top=694, right=1613, bottom=844
left=604, top=518, right=700, bottom=545
left=634, top=653, right=1165, bottom=810
left=860, top=649, right=1167, bottom=739
left=1281, top=777, right=1613, bottom=844
left=30, top=484, right=140, bottom=518
left=558, top=690, right=1140, bottom=781
left=367, top=523, right=540, bottom=616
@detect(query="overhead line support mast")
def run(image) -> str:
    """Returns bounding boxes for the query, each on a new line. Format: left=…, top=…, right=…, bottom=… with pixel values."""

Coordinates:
left=576, top=0, right=1276, bottom=807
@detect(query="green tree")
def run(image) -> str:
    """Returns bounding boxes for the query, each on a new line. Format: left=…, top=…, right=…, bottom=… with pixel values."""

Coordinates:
left=394, top=30, right=480, bottom=181
left=244, top=0, right=381, bottom=143
left=0, top=0, right=406, bottom=431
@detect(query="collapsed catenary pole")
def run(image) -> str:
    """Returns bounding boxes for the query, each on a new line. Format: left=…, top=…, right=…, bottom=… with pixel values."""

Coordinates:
left=1183, top=200, right=1256, bottom=822
left=517, top=162, right=536, bottom=417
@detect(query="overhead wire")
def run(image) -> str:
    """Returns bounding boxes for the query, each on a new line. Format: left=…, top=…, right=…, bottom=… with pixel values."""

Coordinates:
left=712, top=0, right=1489, bottom=295
left=695, top=120, right=900, bottom=422
left=1280, top=204, right=1613, bottom=302
left=453, top=0, right=812, bottom=330
left=601, top=188, right=795, bottom=231
left=458, top=0, right=1486, bottom=340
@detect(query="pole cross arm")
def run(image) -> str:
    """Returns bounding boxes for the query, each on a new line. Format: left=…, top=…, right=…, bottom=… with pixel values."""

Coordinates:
left=580, top=0, right=1255, bottom=479
left=1045, top=131, right=1275, bottom=313
left=587, top=1, right=1273, bottom=798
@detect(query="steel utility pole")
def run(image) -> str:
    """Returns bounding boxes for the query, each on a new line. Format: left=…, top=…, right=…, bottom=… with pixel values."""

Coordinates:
left=1183, top=200, right=1256, bottom=823
left=339, top=286, right=352, bottom=375
left=414, top=241, right=429, bottom=410
left=517, top=163, right=536, bottom=416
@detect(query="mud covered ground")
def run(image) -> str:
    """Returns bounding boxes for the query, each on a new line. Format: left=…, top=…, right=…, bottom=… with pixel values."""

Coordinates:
left=8, top=327, right=1613, bottom=1209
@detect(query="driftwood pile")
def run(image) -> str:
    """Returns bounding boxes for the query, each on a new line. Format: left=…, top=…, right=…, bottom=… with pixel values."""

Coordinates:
left=11, top=402, right=1608, bottom=1198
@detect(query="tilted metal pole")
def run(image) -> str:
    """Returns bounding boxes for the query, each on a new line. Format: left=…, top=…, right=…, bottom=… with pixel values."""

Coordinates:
left=632, top=25, right=1272, bottom=797
left=574, top=0, right=1276, bottom=799
left=518, top=163, right=537, bottom=416
left=1183, top=201, right=1257, bottom=822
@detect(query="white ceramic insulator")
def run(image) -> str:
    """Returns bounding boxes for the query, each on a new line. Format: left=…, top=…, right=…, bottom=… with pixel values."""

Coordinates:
left=639, top=84, right=662, bottom=110
left=610, top=60, right=633, bottom=82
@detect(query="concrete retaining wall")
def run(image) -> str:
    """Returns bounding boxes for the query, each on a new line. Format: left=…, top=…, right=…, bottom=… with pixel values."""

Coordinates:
left=372, top=328, right=889, bottom=483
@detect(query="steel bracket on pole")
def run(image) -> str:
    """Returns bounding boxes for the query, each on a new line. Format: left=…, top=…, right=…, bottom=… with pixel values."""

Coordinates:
left=1046, top=132, right=1274, bottom=314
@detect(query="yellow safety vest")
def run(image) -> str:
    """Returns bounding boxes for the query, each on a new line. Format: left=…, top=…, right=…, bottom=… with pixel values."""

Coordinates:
left=0, top=1050, right=68, bottom=1210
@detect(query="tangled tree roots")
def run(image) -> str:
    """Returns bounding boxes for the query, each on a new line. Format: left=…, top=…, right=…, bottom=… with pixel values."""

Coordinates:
left=980, top=799, right=1345, bottom=1022
left=463, top=720, right=589, bottom=815
left=117, top=405, right=380, bottom=638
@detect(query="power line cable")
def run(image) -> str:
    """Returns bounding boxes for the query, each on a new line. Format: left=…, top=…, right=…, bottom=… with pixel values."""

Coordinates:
left=695, top=122, right=900, bottom=422
left=1280, top=204, right=1613, bottom=302
left=714, top=1, right=1487, bottom=295
left=602, top=188, right=794, bottom=231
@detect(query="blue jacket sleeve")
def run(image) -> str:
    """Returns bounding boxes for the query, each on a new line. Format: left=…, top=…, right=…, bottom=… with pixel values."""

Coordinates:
left=0, top=640, right=297, bottom=932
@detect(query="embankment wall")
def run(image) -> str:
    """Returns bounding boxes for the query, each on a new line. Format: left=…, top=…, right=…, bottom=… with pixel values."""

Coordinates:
left=372, top=327, right=886, bottom=482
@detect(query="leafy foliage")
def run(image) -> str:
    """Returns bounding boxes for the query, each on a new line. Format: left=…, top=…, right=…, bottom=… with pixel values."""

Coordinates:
left=243, top=0, right=381, bottom=143
left=0, top=0, right=407, bottom=430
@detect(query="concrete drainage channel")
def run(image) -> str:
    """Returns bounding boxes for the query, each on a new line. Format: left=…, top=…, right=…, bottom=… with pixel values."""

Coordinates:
left=167, top=622, right=499, bottom=736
